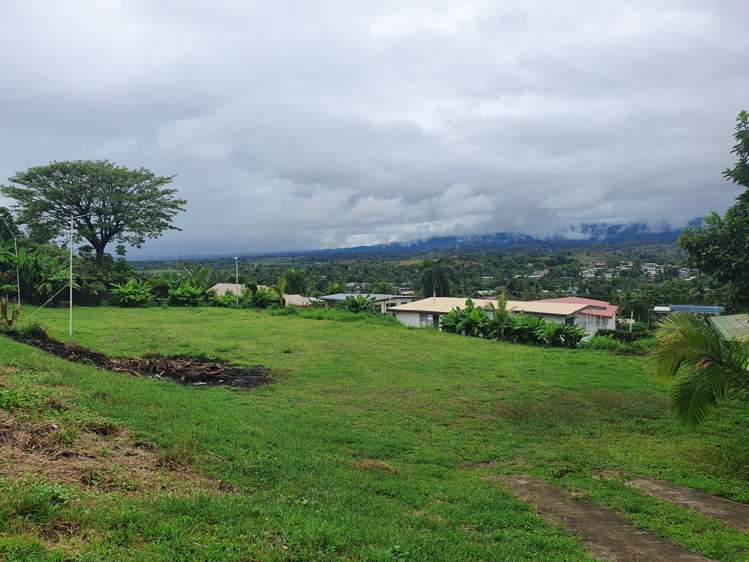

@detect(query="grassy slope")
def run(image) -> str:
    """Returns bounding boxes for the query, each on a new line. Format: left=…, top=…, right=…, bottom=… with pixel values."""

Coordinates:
left=1, top=306, right=748, bottom=561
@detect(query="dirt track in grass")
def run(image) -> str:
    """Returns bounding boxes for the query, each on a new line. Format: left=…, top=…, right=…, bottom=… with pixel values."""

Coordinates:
left=497, top=475, right=714, bottom=562
left=627, top=477, right=749, bottom=533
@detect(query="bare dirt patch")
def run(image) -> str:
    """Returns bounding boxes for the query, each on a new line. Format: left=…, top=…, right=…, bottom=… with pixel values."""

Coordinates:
left=0, top=411, right=220, bottom=493
left=7, top=330, right=271, bottom=388
left=495, top=475, right=713, bottom=562
left=627, top=477, right=749, bottom=532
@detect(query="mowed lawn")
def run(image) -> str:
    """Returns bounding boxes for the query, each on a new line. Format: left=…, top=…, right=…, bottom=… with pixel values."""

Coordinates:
left=2, top=306, right=749, bottom=561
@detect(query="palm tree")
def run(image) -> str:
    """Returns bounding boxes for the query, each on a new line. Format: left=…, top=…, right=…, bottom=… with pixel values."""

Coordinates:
left=647, top=313, right=749, bottom=426
left=284, top=268, right=306, bottom=294
left=420, top=258, right=454, bottom=297
left=271, top=277, right=287, bottom=307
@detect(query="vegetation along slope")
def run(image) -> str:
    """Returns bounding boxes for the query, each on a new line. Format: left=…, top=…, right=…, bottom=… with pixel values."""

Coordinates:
left=1, top=307, right=749, bottom=561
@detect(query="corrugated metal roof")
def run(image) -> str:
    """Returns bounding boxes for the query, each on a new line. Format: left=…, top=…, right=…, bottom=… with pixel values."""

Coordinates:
left=710, top=314, right=749, bottom=342
left=669, top=304, right=725, bottom=315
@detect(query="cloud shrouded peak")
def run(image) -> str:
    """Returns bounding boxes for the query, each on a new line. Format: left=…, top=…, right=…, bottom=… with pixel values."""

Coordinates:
left=0, top=1, right=746, bottom=257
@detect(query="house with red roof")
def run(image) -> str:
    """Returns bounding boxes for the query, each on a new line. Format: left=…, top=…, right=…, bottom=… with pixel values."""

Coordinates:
left=537, top=297, right=618, bottom=335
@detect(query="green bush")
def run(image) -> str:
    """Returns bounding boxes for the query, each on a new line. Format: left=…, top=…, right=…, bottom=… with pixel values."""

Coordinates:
left=535, top=322, right=587, bottom=348
left=10, top=322, right=49, bottom=341
left=110, top=279, right=151, bottom=307
left=507, top=314, right=546, bottom=345
left=209, top=290, right=237, bottom=307
left=252, top=287, right=280, bottom=308
left=583, top=335, right=654, bottom=355
left=597, top=328, right=653, bottom=343
left=584, top=335, right=627, bottom=352
left=341, top=295, right=378, bottom=314
left=168, top=282, right=205, bottom=306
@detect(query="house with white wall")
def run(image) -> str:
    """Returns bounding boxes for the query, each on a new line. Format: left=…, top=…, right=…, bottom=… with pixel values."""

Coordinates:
left=537, top=297, right=618, bottom=334
left=391, top=296, right=603, bottom=333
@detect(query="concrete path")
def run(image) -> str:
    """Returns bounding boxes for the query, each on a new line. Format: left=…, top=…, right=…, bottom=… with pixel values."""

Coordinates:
left=498, top=475, right=714, bottom=562
left=628, top=477, right=749, bottom=532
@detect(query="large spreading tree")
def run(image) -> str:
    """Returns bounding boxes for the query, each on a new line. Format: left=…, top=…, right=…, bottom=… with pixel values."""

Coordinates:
left=2, top=160, right=186, bottom=265
left=679, top=110, right=749, bottom=310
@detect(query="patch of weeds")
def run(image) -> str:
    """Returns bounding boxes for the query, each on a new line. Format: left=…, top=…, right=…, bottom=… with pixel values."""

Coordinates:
left=1, top=480, right=73, bottom=523
left=53, top=427, right=78, bottom=447
left=158, top=436, right=198, bottom=468
left=282, top=348, right=293, bottom=354
left=66, top=411, right=118, bottom=436
left=91, top=391, right=115, bottom=403
left=0, top=388, right=47, bottom=412
left=10, top=322, right=49, bottom=341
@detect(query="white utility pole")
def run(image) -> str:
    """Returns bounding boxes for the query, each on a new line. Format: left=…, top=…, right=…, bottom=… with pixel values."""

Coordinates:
left=234, top=257, right=240, bottom=308
left=67, top=213, right=92, bottom=342
left=68, top=217, right=74, bottom=340
left=13, top=237, right=21, bottom=309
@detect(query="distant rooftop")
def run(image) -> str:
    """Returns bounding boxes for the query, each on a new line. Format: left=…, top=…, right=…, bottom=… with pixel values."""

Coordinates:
left=667, top=304, right=725, bottom=315
left=318, top=293, right=411, bottom=302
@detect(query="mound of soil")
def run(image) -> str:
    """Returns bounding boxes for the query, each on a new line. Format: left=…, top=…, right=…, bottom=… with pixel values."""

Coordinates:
left=6, top=331, right=271, bottom=388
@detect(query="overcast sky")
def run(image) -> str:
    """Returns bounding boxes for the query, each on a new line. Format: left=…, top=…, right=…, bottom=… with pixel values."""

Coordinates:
left=1, top=1, right=746, bottom=258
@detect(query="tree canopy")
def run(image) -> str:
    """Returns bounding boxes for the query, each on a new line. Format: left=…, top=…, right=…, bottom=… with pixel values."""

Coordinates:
left=2, top=160, right=186, bottom=263
left=680, top=111, right=749, bottom=310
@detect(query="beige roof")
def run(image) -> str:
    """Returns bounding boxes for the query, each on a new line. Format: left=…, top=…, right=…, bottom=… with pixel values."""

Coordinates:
left=509, top=301, right=591, bottom=316
left=209, top=284, right=311, bottom=307
left=391, top=297, right=590, bottom=317
left=209, top=283, right=246, bottom=296
left=391, top=297, right=496, bottom=314
left=284, top=294, right=312, bottom=307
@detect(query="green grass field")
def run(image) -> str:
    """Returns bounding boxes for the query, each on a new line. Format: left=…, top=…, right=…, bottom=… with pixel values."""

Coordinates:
left=1, top=306, right=749, bottom=561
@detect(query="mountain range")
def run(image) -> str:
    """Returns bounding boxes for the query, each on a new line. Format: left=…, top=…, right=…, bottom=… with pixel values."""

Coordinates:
left=288, top=221, right=697, bottom=258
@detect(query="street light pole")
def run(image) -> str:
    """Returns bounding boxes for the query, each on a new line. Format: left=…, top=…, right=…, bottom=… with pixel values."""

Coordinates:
left=234, top=257, right=239, bottom=308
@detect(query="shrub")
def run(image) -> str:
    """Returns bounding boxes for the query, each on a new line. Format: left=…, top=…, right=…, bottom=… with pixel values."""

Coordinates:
left=168, top=282, right=205, bottom=306
left=440, top=300, right=490, bottom=336
left=533, top=322, right=585, bottom=348
left=583, top=335, right=654, bottom=355
left=252, top=286, right=280, bottom=308
left=210, top=290, right=237, bottom=307
left=110, top=279, right=151, bottom=307
left=10, top=322, right=49, bottom=341
left=584, top=335, right=627, bottom=352
left=597, top=328, right=652, bottom=343
left=341, top=295, right=378, bottom=314
left=507, top=314, right=546, bottom=345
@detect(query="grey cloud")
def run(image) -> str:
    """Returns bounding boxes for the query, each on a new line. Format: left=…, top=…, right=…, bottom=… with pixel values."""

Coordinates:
left=0, top=0, right=746, bottom=258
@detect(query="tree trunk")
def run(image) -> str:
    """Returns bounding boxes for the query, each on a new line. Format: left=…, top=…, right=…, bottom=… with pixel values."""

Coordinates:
left=94, top=244, right=106, bottom=266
